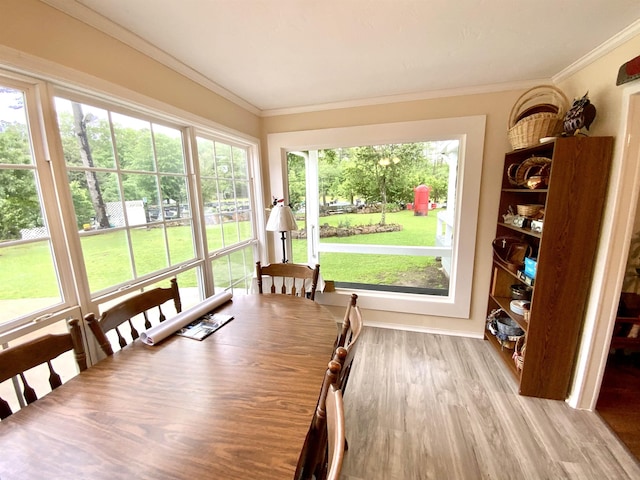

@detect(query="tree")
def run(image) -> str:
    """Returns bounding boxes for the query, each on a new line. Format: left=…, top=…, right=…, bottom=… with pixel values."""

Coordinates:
left=0, top=123, right=42, bottom=240
left=287, top=152, right=306, bottom=211
left=318, top=149, right=342, bottom=206
left=342, top=143, right=425, bottom=225
left=72, top=102, right=111, bottom=228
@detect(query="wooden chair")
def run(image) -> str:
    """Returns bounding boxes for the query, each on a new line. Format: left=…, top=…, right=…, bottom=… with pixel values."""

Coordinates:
left=296, top=359, right=343, bottom=480
left=325, top=384, right=346, bottom=480
left=86, top=278, right=181, bottom=355
left=255, top=261, right=320, bottom=300
left=335, top=293, right=364, bottom=394
left=0, top=319, right=87, bottom=419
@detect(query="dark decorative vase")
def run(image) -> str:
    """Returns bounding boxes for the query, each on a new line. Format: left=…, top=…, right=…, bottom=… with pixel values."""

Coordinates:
left=563, top=92, right=597, bottom=135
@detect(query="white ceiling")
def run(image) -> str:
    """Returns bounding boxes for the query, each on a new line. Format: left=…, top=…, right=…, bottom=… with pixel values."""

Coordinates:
left=46, top=0, right=640, bottom=114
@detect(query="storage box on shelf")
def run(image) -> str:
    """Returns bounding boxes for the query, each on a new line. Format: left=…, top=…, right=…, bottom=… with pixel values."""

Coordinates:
left=486, top=136, right=613, bottom=400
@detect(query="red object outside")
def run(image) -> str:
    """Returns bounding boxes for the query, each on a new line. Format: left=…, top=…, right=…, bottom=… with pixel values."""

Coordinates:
left=413, top=185, right=431, bottom=216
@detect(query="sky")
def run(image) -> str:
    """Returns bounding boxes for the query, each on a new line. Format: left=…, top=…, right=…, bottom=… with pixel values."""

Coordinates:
left=0, top=88, right=27, bottom=125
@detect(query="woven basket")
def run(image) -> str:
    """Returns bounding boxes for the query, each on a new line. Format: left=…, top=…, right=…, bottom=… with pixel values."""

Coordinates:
left=508, top=85, right=569, bottom=150
left=512, top=336, right=526, bottom=370
left=517, top=204, right=543, bottom=217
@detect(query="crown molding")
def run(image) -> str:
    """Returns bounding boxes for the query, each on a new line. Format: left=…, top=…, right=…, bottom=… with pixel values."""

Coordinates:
left=41, top=0, right=261, bottom=115
left=260, top=79, right=550, bottom=117
left=0, top=44, right=259, bottom=145
left=40, top=1, right=640, bottom=118
left=553, top=18, right=640, bottom=83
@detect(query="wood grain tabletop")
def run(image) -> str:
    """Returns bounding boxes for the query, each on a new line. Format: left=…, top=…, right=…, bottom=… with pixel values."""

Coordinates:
left=0, top=294, right=338, bottom=480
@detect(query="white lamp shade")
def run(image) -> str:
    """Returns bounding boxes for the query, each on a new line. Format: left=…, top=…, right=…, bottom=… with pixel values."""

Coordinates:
left=266, top=204, right=298, bottom=232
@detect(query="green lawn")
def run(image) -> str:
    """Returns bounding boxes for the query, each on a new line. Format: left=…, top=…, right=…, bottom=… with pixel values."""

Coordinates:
left=0, top=209, right=444, bottom=299
left=292, top=209, right=444, bottom=285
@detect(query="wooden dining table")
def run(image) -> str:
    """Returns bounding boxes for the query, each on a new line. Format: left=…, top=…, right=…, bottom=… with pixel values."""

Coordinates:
left=0, top=294, right=338, bottom=480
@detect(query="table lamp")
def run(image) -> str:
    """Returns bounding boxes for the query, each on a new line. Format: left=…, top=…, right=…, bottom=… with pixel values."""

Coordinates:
left=266, top=199, right=298, bottom=263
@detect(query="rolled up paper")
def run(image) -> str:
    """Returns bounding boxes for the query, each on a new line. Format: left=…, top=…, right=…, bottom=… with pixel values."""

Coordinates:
left=140, top=291, right=233, bottom=345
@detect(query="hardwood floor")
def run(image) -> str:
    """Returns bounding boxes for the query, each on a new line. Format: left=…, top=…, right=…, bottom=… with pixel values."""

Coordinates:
left=339, top=327, right=640, bottom=480
left=597, top=352, right=640, bottom=460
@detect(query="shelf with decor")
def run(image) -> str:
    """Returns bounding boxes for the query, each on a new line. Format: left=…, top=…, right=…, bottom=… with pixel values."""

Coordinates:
left=486, top=136, right=613, bottom=400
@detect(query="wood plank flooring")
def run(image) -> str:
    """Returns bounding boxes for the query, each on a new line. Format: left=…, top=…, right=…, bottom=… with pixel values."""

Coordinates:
left=597, top=352, right=640, bottom=460
left=339, top=327, right=640, bottom=480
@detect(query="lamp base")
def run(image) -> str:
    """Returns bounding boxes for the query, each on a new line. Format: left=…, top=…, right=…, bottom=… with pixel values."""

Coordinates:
left=280, top=231, right=288, bottom=263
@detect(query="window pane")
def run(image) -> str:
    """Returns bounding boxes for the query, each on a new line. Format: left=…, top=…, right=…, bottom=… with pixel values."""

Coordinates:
left=69, top=170, right=120, bottom=229
left=0, top=239, right=61, bottom=323
left=55, top=99, right=116, bottom=169
left=197, top=136, right=254, bottom=254
left=1, top=86, right=63, bottom=325
left=160, top=175, right=188, bottom=220
left=229, top=247, right=250, bottom=292
left=214, top=142, right=232, bottom=179
left=81, top=229, right=132, bottom=292
left=166, top=220, right=195, bottom=265
left=130, top=225, right=168, bottom=276
left=112, top=113, right=154, bottom=171
left=232, top=146, right=248, bottom=178
left=205, top=207, right=222, bottom=252
left=154, top=124, right=185, bottom=174
left=173, top=268, right=200, bottom=310
left=319, top=252, right=448, bottom=294
left=122, top=173, right=160, bottom=225
left=287, top=153, right=307, bottom=264
left=211, top=245, right=253, bottom=296
left=197, top=137, right=214, bottom=172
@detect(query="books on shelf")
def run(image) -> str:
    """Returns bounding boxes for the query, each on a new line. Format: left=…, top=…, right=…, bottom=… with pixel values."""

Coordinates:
left=177, top=313, right=234, bottom=341
left=517, top=269, right=535, bottom=286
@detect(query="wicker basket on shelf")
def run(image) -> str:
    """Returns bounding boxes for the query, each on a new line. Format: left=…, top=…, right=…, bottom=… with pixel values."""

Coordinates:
left=516, top=204, right=544, bottom=217
left=513, top=336, right=526, bottom=370
left=508, top=85, right=569, bottom=150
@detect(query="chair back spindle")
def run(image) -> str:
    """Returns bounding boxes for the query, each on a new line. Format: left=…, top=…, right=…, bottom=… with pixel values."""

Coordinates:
left=256, top=261, right=320, bottom=300
left=86, top=278, right=181, bottom=355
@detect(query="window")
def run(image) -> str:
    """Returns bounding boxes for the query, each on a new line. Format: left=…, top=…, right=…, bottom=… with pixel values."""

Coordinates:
left=0, top=80, right=75, bottom=330
left=268, top=116, right=485, bottom=318
left=54, top=97, right=195, bottom=295
left=196, top=136, right=256, bottom=294
left=288, top=140, right=458, bottom=296
left=0, top=68, right=262, bottom=339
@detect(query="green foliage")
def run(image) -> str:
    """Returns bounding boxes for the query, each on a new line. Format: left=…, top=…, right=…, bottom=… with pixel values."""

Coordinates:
left=287, top=152, right=306, bottom=210
left=0, top=124, right=42, bottom=240
left=55, top=101, right=190, bottom=224
left=69, top=180, right=95, bottom=227
left=337, top=218, right=351, bottom=229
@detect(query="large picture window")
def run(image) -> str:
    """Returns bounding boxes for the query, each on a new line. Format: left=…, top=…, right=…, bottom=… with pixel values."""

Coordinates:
left=288, top=140, right=458, bottom=296
left=268, top=116, right=485, bottom=318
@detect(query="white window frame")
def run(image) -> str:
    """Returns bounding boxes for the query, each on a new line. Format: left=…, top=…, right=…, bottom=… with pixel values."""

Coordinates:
left=192, top=131, right=264, bottom=294
left=267, top=116, right=486, bottom=318
left=0, top=73, right=82, bottom=335
left=0, top=59, right=264, bottom=343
